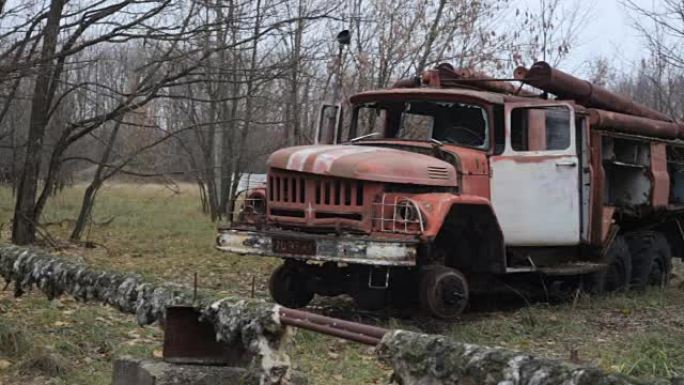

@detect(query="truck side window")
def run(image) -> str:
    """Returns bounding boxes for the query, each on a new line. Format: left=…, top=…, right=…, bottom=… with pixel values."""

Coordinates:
left=511, top=106, right=571, bottom=152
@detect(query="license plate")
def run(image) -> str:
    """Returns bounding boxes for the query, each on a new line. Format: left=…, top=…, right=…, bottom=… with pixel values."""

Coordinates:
left=272, top=238, right=316, bottom=255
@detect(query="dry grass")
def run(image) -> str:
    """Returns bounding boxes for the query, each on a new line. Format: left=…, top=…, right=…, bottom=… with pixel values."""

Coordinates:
left=1, top=183, right=684, bottom=384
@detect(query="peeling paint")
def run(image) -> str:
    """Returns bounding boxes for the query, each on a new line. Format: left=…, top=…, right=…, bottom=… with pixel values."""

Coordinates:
left=217, top=229, right=417, bottom=266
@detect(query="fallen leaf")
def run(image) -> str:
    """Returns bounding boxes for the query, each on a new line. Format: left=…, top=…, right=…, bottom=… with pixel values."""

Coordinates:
left=332, top=375, right=343, bottom=381
left=152, top=349, right=163, bottom=358
left=326, top=352, right=339, bottom=359
left=0, top=359, right=11, bottom=370
left=53, top=321, right=68, bottom=327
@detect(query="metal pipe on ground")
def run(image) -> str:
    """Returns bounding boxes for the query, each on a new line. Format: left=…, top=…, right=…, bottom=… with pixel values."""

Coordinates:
left=279, top=315, right=382, bottom=345
left=588, top=108, right=684, bottom=139
left=279, top=307, right=387, bottom=345
left=515, top=61, right=675, bottom=123
left=279, top=307, right=387, bottom=339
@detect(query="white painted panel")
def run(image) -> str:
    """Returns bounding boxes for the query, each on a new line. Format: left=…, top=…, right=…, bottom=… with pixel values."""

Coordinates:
left=491, top=155, right=581, bottom=246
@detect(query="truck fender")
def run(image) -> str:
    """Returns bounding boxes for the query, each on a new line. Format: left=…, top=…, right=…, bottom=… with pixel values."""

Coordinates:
left=411, top=193, right=506, bottom=274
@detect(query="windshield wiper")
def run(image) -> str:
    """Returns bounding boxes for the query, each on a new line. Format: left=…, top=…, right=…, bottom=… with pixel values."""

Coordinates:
left=430, top=138, right=449, bottom=160
left=350, top=132, right=380, bottom=143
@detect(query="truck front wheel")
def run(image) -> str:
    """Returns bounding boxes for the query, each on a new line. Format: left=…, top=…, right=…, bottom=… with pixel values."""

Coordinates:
left=269, top=262, right=313, bottom=308
left=419, top=266, right=469, bottom=320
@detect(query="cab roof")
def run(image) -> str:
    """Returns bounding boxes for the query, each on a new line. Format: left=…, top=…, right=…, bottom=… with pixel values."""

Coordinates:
left=349, top=87, right=526, bottom=106
left=349, top=86, right=587, bottom=114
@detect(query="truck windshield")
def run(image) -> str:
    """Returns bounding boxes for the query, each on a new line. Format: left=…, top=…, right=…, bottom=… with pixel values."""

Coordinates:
left=350, top=100, right=489, bottom=149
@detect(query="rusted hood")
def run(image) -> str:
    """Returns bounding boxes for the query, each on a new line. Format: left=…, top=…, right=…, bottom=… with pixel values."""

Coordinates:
left=268, top=145, right=457, bottom=186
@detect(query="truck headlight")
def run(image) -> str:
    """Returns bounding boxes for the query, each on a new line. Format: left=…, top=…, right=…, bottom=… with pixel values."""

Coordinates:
left=394, top=199, right=425, bottom=232
left=396, top=200, right=419, bottom=222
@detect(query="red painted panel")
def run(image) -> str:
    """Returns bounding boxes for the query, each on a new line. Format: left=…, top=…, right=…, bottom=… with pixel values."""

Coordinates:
left=650, top=143, right=670, bottom=208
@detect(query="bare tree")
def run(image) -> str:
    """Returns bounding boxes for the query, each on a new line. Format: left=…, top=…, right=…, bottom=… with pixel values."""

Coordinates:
left=624, top=0, right=684, bottom=69
left=12, top=0, right=66, bottom=244
left=0, top=0, right=600, bottom=246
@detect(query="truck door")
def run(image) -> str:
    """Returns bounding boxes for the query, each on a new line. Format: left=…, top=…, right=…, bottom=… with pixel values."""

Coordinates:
left=490, top=102, right=580, bottom=246
left=315, top=104, right=342, bottom=144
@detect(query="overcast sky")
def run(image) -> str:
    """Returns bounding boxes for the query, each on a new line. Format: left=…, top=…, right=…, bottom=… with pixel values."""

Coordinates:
left=552, top=0, right=653, bottom=75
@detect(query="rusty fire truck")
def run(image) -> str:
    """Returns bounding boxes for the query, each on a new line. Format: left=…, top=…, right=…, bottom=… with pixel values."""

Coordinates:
left=217, top=61, right=684, bottom=319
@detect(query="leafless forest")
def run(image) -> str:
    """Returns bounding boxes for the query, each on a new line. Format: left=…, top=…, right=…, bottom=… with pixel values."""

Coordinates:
left=0, top=0, right=681, bottom=246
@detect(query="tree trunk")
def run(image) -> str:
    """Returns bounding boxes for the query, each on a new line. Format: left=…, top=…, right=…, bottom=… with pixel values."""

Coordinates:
left=12, top=0, right=65, bottom=245
left=228, top=0, right=261, bottom=212
left=289, top=0, right=304, bottom=146
left=70, top=119, right=121, bottom=242
left=69, top=182, right=101, bottom=242
left=416, top=0, right=447, bottom=73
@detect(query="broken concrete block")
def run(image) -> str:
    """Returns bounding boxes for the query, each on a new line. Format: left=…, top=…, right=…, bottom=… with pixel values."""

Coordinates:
left=0, top=246, right=292, bottom=385
left=112, top=356, right=308, bottom=385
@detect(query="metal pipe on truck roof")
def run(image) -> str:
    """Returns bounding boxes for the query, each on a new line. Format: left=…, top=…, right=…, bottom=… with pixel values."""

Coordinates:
left=588, top=108, right=684, bottom=139
left=515, top=61, right=675, bottom=123
left=513, top=66, right=528, bottom=81
left=423, top=63, right=537, bottom=96
left=450, top=67, right=538, bottom=96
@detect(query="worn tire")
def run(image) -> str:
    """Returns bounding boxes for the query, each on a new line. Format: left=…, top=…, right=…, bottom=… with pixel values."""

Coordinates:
left=588, top=236, right=632, bottom=293
left=269, top=263, right=313, bottom=308
left=627, top=232, right=672, bottom=290
left=419, top=265, right=469, bottom=320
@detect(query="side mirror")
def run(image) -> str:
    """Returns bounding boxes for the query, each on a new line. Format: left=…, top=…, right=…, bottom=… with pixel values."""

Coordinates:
left=315, top=104, right=342, bottom=144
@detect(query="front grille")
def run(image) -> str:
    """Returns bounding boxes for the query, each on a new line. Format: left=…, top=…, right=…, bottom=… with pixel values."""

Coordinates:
left=268, top=174, right=306, bottom=203
left=267, top=169, right=379, bottom=231
left=268, top=172, right=364, bottom=209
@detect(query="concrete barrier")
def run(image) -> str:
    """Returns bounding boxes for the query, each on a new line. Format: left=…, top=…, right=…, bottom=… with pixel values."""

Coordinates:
left=378, top=330, right=678, bottom=385
left=2, top=245, right=681, bottom=385
left=0, top=245, right=290, bottom=385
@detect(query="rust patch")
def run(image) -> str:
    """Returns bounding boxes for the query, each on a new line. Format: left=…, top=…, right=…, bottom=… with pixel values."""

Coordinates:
left=650, top=142, right=670, bottom=207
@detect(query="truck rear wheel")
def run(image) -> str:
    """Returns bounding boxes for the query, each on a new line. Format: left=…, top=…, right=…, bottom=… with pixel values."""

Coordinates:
left=419, top=266, right=469, bottom=320
left=588, top=236, right=632, bottom=293
left=628, top=232, right=672, bottom=290
left=269, top=262, right=313, bottom=308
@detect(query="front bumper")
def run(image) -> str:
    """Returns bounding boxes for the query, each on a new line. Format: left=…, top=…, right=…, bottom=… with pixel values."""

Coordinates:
left=216, top=228, right=418, bottom=266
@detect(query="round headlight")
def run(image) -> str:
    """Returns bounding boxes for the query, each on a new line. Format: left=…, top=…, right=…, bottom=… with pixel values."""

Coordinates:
left=248, top=194, right=266, bottom=215
left=396, top=200, right=419, bottom=222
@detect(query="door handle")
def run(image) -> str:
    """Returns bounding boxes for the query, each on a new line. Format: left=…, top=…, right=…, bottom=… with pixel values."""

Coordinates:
left=555, top=160, right=577, bottom=167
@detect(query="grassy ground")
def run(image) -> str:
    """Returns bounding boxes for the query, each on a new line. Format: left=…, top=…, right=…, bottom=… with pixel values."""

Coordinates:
left=1, top=183, right=684, bottom=384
